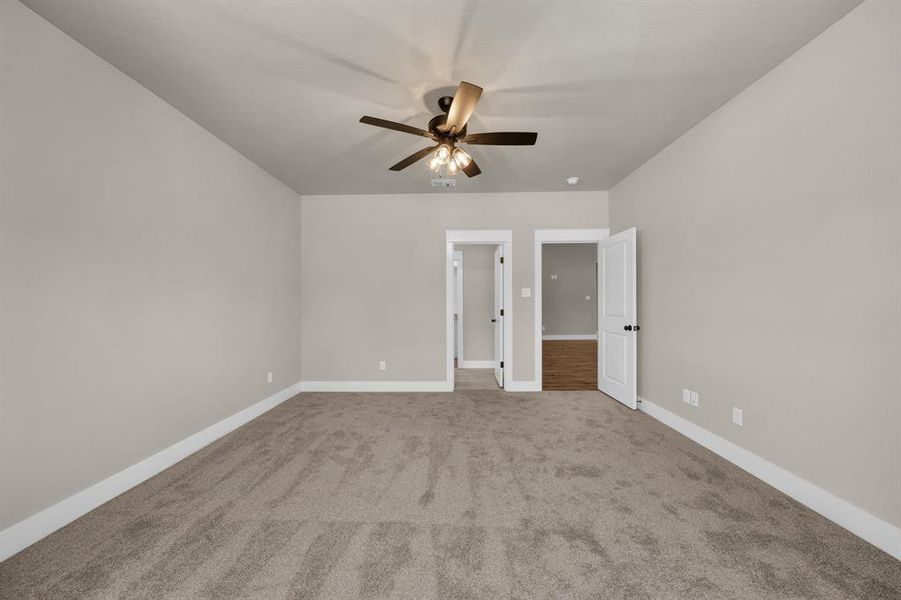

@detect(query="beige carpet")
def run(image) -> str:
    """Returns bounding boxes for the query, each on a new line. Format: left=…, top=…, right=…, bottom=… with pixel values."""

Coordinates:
left=1, top=390, right=899, bottom=599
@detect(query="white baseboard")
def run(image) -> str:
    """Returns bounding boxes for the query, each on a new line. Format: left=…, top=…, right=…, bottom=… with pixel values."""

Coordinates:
left=0, top=381, right=303, bottom=563
left=505, top=380, right=540, bottom=392
left=300, top=380, right=452, bottom=392
left=457, top=360, right=496, bottom=369
left=542, top=334, right=597, bottom=340
left=638, top=397, right=901, bottom=560
left=301, top=379, right=539, bottom=393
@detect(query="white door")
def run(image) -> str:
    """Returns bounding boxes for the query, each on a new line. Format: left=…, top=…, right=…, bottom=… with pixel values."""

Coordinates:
left=453, top=265, right=459, bottom=359
left=598, top=228, right=637, bottom=408
left=493, top=245, right=504, bottom=387
left=453, top=251, right=464, bottom=362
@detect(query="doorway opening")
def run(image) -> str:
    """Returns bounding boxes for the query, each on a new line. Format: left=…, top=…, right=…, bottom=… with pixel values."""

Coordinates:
left=446, top=230, right=513, bottom=391
left=453, top=245, right=501, bottom=389
left=541, top=243, right=599, bottom=390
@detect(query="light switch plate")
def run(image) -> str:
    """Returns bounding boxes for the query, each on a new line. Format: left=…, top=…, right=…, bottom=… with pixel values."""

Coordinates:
left=267, top=372, right=273, bottom=384
left=379, top=360, right=386, bottom=371
left=690, top=391, right=699, bottom=407
left=683, top=389, right=691, bottom=404
left=732, top=407, right=743, bottom=426
left=550, top=274, right=558, bottom=280
left=521, top=288, right=531, bottom=297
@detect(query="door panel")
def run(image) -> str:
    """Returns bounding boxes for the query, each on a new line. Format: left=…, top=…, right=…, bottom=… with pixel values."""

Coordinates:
left=598, top=228, right=637, bottom=408
left=604, top=243, right=627, bottom=316
left=602, top=331, right=627, bottom=385
left=494, top=245, right=504, bottom=387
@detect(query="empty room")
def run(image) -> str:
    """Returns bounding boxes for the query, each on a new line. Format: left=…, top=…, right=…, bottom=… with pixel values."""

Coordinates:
left=1, top=1, right=899, bottom=598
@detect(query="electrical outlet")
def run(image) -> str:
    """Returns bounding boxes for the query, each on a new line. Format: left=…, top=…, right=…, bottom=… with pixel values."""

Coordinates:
left=379, top=360, right=386, bottom=371
left=683, top=389, right=691, bottom=404
left=585, top=295, right=591, bottom=301
left=521, top=288, right=531, bottom=298
left=550, top=274, right=558, bottom=280
left=267, top=372, right=273, bottom=384
left=732, top=407, right=743, bottom=426
left=690, top=391, right=699, bottom=407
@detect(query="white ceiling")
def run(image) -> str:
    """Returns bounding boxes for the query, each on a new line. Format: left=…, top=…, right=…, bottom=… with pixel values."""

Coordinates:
left=24, top=0, right=860, bottom=195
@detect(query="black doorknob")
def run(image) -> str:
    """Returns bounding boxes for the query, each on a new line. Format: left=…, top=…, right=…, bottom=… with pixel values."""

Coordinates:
left=634, top=325, right=640, bottom=331
left=491, top=318, right=497, bottom=323
left=624, top=325, right=632, bottom=331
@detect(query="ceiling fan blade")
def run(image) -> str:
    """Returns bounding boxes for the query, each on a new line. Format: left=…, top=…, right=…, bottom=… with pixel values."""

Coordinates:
left=389, top=145, right=437, bottom=171
left=461, top=157, right=481, bottom=178
left=462, top=132, right=538, bottom=145
left=360, top=116, right=434, bottom=139
left=443, top=81, right=483, bottom=134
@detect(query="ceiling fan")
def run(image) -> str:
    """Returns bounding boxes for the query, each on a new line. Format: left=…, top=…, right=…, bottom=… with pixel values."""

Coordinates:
left=359, top=81, right=537, bottom=178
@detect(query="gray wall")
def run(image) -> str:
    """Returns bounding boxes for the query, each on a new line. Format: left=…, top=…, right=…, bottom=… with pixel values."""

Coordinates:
left=460, top=246, right=496, bottom=362
left=0, top=1, right=303, bottom=529
left=300, top=191, right=608, bottom=382
left=542, top=244, right=597, bottom=336
left=610, top=0, right=900, bottom=527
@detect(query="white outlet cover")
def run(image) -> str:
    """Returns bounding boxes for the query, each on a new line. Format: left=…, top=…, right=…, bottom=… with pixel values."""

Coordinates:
left=683, top=389, right=691, bottom=404
left=585, top=295, right=591, bottom=301
left=379, top=361, right=386, bottom=371
left=733, top=407, right=743, bottom=426
left=691, top=391, right=699, bottom=407
left=267, top=372, right=273, bottom=383
left=521, top=288, right=531, bottom=297
left=550, top=274, right=558, bottom=280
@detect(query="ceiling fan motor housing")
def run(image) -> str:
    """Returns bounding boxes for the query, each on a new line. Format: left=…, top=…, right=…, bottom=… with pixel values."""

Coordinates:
left=428, top=113, right=466, bottom=139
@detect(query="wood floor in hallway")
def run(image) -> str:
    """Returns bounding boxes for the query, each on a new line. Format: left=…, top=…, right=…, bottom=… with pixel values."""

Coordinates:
left=542, top=339, right=597, bottom=390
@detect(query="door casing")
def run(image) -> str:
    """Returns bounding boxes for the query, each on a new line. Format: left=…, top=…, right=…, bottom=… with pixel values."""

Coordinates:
left=533, top=229, right=610, bottom=391
left=445, top=230, right=513, bottom=391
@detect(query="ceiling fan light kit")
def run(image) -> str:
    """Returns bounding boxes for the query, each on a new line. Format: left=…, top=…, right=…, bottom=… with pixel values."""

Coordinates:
left=359, top=81, right=538, bottom=179
left=453, top=148, right=472, bottom=168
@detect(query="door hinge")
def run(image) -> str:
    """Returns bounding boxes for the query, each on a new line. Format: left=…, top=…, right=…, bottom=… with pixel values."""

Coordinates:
left=500, top=309, right=504, bottom=316
left=500, top=361, right=504, bottom=368
left=499, top=256, right=504, bottom=264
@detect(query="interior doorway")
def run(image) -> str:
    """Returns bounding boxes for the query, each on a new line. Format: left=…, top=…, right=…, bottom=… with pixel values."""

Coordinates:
left=535, top=230, right=609, bottom=391
left=534, top=229, right=615, bottom=391
left=541, top=242, right=598, bottom=390
left=451, top=244, right=502, bottom=390
left=540, top=243, right=599, bottom=390
left=446, top=230, right=513, bottom=391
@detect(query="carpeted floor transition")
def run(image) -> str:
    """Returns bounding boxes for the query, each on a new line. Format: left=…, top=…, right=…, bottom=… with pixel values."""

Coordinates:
left=2, top=390, right=899, bottom=599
